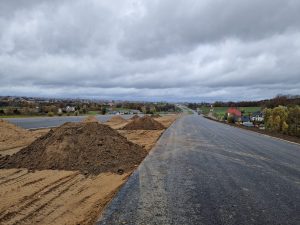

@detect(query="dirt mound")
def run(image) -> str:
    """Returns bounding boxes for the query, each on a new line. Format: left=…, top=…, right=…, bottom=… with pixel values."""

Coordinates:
left=151, top=114, right=161, bottom=118
left=82, top=115, right=99, bottom=123
left=0, top=119, right=30, bottom=141
left=0, top=120, right=34, bottom=151
left=0, top=122, right=147, bottom=175
left=130, top=115, right=140, bottom=120
left=121, top=116, right=165, bottom=130
left=107, top=115, right=127, bottom=123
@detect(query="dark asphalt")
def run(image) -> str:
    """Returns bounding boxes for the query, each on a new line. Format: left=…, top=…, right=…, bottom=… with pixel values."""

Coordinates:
left=4, top=115, right=134, bottom=129
left=97, top=115, right=300, bottom=225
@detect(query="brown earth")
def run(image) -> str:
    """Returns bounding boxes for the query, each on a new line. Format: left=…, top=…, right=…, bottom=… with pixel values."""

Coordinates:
left=0, top=122, right=147, bottom=175
left=121, top=116, right=165, bottom=130
left=118, top=130, right=164, bottom=151
left=0, top=120, right=49, bottom=155
left=130, top=115, right=140, bottom=120
left=151, top=114, right=161, bottom=118
left=107, top=115, right=127, bottom=123
left=0, top=169, right=128, bottom=225
left=153, top=114, right=179, bottom=127
left=0, top=114, right=178, bottom=225
left=82, top=115, right=100, bottom=123
left=105, top=116, right=128, bottom=129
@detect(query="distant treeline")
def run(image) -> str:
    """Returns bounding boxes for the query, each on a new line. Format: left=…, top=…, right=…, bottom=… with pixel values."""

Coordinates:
left=187, top=95, right=300, bottom=110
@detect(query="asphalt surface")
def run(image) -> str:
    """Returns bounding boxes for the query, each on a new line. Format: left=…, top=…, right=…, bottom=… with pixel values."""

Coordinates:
left=4, top=115, right=134, bottom=129
left=97, top=115, right=300, bottom=225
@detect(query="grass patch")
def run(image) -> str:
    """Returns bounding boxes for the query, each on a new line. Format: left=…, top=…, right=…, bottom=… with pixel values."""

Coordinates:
left=87, top=111, right=99, bottom=115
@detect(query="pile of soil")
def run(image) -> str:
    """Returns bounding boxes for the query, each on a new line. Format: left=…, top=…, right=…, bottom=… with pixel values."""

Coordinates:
left=0, top=122, right=147, bottom=175
left=151, top=114, right=161, bottom=118
left=82, top=115, right=99, bottom=123
left=121, top=116, right=165, bottom=130
left=130, top=115, right=140, bottom=120
left=107, top=115, right=127, bottom=123
left=0, top=120, right=34, bottom=151
left=0, top=119, right=30, bottom=141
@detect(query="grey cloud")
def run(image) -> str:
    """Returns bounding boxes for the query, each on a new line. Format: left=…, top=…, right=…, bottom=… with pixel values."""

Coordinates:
left=119, top=0, right=300, bottom=59
left=0, top=0, right=300, bottom=101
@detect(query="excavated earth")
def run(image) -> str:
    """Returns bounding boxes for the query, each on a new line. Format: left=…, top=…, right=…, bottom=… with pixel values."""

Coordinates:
left=107, top=115, right=127, bottom=123
left=0, top=122, right=147, bottom=175
left=82, top=115, right=100, bottom=123
left=122, top=116, right=165, bottom=130
left=130, top=115, right=140, bottom=120
left=0, top=119, right=49, bottom=154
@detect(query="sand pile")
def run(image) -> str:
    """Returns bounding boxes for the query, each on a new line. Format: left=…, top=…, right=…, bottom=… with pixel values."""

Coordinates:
left=0, top=120, right=34, bottom=151
left=121, top=116, right=165, bottom=130
left=0, top=122, right=147, bottom=175
left=0, top=119, right=30, bottom=141
left=107, top=115, right=127, bottom=123
left=130, top=115, right=140, bottom=120
left=82, top=115, right=99, bottom=123
left=151, top=114, right=161, bottom=118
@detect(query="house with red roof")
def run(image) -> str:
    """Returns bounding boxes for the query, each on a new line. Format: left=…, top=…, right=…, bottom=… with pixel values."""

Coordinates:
left=227, top=108, right=242, bottom=117
left=227, top=107, right=242, bottom=122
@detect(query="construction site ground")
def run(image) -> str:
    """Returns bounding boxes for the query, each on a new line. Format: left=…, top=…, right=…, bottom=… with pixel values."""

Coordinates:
left=0, top=114, right=178, bottom=225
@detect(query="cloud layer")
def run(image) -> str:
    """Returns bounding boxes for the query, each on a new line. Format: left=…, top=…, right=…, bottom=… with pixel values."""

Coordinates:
left=1, top=0, right=300, bottom=101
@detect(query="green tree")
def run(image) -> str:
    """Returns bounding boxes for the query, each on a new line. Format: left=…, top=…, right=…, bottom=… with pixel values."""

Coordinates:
left=287, top=106, right=300, bottom=136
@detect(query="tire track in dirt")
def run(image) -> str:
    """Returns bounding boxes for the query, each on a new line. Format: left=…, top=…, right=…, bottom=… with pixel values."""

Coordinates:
left=0, top=172, right=79, bottom=224
left=12, top=174, right=83, bottom=225
left=0, top=169, right=23, bottom=180
left=0, top=170, right=28, bottom=185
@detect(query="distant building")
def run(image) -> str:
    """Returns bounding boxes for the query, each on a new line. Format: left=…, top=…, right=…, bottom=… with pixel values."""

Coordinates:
left=251, top=111, right=264, bottom=122
left=227, top=107, right=242, bottom=122
left=65, top=106, right=75, bottom=112
left=227, top=108, right=242, bottom=117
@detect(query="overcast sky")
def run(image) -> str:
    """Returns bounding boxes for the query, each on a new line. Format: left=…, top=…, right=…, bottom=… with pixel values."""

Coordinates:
left=0, top=0, right=300, bottom=102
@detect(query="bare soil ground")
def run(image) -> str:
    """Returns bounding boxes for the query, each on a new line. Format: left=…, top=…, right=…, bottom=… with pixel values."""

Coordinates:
left=82, top=115, right=100, bottom=123
left=0, top=115, right=178, bottom=225
left=0, top=120, right=49, bottom=155
left=118, top=130, right=164, bottom=151
left=153, top=114, right=179, bottom=127
left=121, top=116, right=165, bottom=130
left=1, top=122, right=147, bottom=175
left=104, top=115, right=128, bottom=129
left=0, top=169, right=128, bottom=225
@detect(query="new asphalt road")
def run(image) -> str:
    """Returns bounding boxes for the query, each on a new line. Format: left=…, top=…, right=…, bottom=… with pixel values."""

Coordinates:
left=97, top=115, right=300, bottom=225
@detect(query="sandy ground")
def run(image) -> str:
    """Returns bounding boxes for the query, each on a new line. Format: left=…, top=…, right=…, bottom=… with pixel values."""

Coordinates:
left=0, top=114, right=178, bottom=225
left=0, top=169, right=128, bottom=225
left=118, top=130, right=164, bottom=151
left=104, top=121, right=128, bottom=130
left=0, top=127, right=49, bottom=156
left=153, top=114, right=179, bottom=127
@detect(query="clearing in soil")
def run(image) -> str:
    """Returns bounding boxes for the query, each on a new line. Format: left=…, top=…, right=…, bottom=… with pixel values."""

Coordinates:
left=121, top=115, right=165, bottom=130
left=0, top=122, right=147, bottom=175
left=0, top=120, right=48, bottom=155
